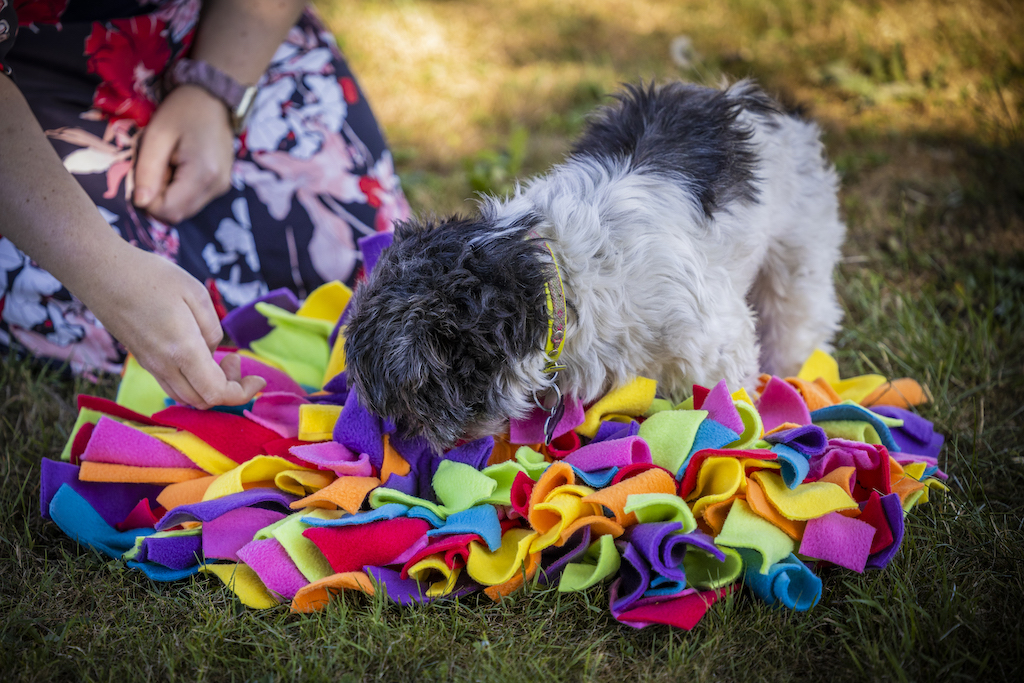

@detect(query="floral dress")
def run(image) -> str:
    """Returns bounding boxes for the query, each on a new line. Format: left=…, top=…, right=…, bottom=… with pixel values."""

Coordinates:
left=0, top=0, right=410, bottom=376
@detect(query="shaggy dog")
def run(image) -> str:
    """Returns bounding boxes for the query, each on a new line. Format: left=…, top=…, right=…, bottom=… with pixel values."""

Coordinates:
left=344, top=80, right=846, bottom=451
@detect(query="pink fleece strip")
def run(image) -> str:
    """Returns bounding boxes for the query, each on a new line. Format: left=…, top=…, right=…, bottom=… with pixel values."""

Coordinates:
left=757, top=376, right=813, bottom=433
left=699, top=380, right=745, bottom=435
left=799, top=511, right=875, bottom=573
left=563, top=436, right=652, bottom=471
left=509, top=396, right=585, bottom=444
left=81, top=416, right=200, bottom=469
left=244, top=392, right=311, bottom=439
left=288, top=441, right=373, bottom=477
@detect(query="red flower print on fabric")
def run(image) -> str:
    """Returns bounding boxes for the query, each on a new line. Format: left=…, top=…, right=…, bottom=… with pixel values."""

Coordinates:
left=358, top=176, right=383, bottom=208
left=14, top=0, right=68, bottom=26
left=340, top=76, right=359, bottom=104
left=84, top=16, right=172, bottom=126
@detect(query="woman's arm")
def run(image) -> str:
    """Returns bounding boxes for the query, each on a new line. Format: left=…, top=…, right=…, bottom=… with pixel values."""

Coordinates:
left=133, top=0, right=309, bottom=223
left=0, top=73, right=265, bottom=407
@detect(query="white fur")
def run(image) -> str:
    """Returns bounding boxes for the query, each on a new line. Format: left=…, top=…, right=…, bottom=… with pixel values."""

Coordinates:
left=479, top=93, right=845, bottom=406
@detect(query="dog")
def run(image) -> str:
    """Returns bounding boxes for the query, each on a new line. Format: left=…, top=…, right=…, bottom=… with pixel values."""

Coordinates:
left=343, top=80, right=846, bottom=451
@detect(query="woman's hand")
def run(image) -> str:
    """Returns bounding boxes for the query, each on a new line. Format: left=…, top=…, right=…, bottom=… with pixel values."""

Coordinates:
left=133, top=84, right=235, bottom=224
left=81, top=240, right=266, bottom=408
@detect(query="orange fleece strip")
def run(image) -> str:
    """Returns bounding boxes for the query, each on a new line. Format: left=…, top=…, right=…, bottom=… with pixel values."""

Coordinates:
left=291, top=476, right=381, bottom=513
left=79, top=461, right=209, bottom=484
left=156, top=476, right=217, bottom=510
left=290, top=571, right=375, bottom=612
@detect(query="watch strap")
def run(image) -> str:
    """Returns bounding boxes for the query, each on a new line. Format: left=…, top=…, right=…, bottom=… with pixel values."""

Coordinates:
left=169, top=58, right=250, bottom=109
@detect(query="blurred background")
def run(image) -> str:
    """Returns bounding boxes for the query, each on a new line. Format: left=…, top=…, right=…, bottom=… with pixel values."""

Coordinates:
left=318, top=1, right=1021, bottom=250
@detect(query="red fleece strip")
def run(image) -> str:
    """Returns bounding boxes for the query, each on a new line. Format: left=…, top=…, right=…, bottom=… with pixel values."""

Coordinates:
left=858, top=491, right=895, bottom=554
left=692, top=384, right=710, bottom=410
left=70, top=422, right=95, bottom=465
left=303, top=518, right=430, bottom=574
left=78, top=395, right=159, bottom=426
left=400, top=533, right=482, bottom=579
left=152, top=406, right=282, bottom=464
left=262, top=437, right=323, bottom=469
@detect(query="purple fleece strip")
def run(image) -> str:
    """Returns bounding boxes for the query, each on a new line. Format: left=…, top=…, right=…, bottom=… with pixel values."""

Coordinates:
left=675, top=529, right=724, bottom=559
left=537, top=526, right=592, bottom=585
left=40, top=458, right=162, bottom=526
left=591, top=420, right=640, bottom=444
left=221, top=288, right=300, bottom=349
left=380, top=471, right=421, bottom=497
left=441, top=437, right=494, bottom=471
left=764, top=424, right=829, bottom=457
left=365, top=566, right=478, bottom=605
left=390, top=432, right=436, bottom=469
left=870, top=406, right=945, bottom=459
left=358, top=231, right=395, bottom=276
left=203, top=507, right=286, bottom=561
left=333, top=387, right=384, bottom=470
left=865, top=493, right=905, bottom=570
left=307, top=392, right=349, bottom=406
left=610, top=542, right=652, bottom=613
left=156, top=489, right=298, bottom=530
left=563, top=436, right=651, bottom=472
left=323, top=372, right=348, bottom=395
left=138, top=534, right=202, bottom=570
left=626, top=522, right=688, bottom=581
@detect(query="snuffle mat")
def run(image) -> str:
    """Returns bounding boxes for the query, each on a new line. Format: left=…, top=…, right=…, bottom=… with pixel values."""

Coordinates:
left=41, top=232, right=947, bottom=630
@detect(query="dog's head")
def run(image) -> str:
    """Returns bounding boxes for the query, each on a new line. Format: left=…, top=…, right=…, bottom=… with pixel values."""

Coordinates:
left=344, top=211, right=554, bottom=452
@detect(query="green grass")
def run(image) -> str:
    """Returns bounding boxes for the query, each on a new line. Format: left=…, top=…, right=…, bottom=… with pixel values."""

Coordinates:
left=3, top=0, right=1024, bottom=680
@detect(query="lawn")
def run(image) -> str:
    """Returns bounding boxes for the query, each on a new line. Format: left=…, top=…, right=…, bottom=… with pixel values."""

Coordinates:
left=2, top=0, right=1023, bottom=681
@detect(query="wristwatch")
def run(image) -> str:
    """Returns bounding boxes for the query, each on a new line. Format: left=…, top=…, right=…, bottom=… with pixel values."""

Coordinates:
left=167, top=58, right=259, bottom=134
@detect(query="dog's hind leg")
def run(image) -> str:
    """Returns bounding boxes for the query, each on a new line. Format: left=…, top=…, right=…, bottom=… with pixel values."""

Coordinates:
left=746, top=113, right=846, bottom=378
left=749, top=238, right=844, bottom=378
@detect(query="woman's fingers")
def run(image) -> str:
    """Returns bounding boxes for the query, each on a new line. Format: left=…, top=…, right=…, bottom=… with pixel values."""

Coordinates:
left=132, top=85, right=235, bottom=224
left=133, top=124, right=177, bottom=209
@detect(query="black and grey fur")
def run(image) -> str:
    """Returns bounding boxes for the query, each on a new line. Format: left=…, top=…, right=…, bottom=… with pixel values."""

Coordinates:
left=345, top=80, right=846, bottom=451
